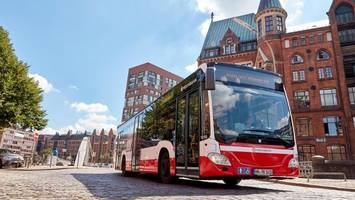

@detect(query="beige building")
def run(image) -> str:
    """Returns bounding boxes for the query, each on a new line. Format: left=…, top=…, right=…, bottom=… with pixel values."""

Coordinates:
left=0, top=128, right=38, bottom=157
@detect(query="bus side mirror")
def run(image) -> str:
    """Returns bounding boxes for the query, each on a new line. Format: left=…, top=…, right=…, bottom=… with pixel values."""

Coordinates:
left=205, top=67, right=216, bottom=90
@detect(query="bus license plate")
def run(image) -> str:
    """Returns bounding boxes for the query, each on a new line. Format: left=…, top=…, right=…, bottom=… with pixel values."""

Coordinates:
left=254, top=169, right=273, bottom=176
left=237, top=167, right=251, bottom=175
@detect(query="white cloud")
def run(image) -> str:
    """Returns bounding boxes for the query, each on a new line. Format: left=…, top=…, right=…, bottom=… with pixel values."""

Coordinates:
left=185, top=61, right=199, bottom=73
left=69, top=85, right=79, bottom=91
left=287, top=19, right=329, bottom=33
left=280, top=0, right=305, bottom=26
left=29, top=73, right=59, bottom=93
left=60, top=113, right=117, bottom=133
left=194, top=0, right=258, bottom=19
left=70, top=102, right=109, bottom=113
left=39, top=127, right=60, bottom=135
left=194, top=0, right=309, bottom=36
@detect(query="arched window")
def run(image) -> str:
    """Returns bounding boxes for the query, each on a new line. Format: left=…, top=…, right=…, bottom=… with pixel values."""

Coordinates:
left=317, top=49, right=330, bottom=60
left=292, top=55, right=304, bottom=64
left=335, top=3, right=354, bottom=24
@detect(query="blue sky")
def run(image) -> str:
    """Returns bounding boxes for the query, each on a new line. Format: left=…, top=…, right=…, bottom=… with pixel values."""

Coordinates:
left=0, top=0, right=332, bottom=134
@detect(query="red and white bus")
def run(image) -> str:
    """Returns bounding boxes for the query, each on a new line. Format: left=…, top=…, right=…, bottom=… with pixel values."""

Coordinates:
left=115, top=63, right=299, bottom=186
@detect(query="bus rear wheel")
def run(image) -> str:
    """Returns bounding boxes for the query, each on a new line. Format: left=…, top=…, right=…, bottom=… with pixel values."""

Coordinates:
left=223, top=178, right=241, bottom=187
left=159, top=151, right=173, bottom=184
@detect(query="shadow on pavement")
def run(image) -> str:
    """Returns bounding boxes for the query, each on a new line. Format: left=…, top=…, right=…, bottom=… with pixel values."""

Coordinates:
left=71, top=171, right=288, bottom=199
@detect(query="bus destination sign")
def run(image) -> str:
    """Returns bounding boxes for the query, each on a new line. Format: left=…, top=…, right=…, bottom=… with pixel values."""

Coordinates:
left=214, top=65, right=282, bottom=90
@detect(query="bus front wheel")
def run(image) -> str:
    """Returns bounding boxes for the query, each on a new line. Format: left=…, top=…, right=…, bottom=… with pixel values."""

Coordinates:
left=159, top=151, right=173, bottom=184
left=222, top=178, right=241, bottom=187
left=121, top=157, right=129, bottom=177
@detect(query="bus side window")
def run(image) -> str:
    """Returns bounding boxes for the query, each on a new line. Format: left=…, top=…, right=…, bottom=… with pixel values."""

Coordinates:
left=157, top=102, right=176, bottom=141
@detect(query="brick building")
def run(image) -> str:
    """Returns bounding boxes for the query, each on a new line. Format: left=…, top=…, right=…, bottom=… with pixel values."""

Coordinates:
left=90, top=128, right=116, bottom=164
left=0, top=128, right=38, bottom=158
left=36, top=134, right=53, bottom=153
left=122, top=62, right=183, bottom=122
left=198, top=0, right=355, bottom=161
left=49, top=130, right=90, bottom=160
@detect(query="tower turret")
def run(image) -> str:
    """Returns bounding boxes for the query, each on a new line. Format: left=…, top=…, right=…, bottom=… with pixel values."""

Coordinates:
left=256, top=0, right=287, bottom=39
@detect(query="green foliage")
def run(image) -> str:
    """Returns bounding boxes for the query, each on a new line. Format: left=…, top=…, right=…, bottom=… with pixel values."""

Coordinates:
left=0, top=26, right=47, bottom=131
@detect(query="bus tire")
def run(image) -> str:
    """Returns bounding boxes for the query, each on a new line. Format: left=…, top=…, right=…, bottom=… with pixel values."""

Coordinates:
left=158, top=150, right=173, bottom=184
left=222, top=178, right=241, bottom=187
left=121, top=156, right=129, bottom=177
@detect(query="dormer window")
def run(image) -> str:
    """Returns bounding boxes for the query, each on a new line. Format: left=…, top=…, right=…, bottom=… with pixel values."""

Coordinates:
left=224, top=44, right=236, bottom=55
left=292, top=55, right=304, bottom=64
left=205, top=49, right=219, bottom=58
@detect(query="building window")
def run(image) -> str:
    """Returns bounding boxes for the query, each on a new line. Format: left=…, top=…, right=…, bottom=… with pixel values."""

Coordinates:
left=292, top=70, right=305, bottom=81
left=300, top=36, right=306, bottom=45
left=317, top=34, right=324, bottom=43
left=298, top=145, right=315, bottom=161
left=317, top=50, right=330, bottom=60
left=240, top=42, right=257, bottom=52
left=323, top=116, right=342, bottom=136
left=276, top=16, right=283, bottom=31
left=320, top=89, right=338, bottom=106
left=258, top=19, right=262, bottom=36
left=224, top=44, right=236, bottom=55
left=296, top=118, right=313, bottom=137
left=294, top=91, right=310, bottom=109
left=265, top=16, right=273, bottom=32
left=292, top=38, right=299, bottom=47
left=327, top=145, right=346, bottom=160
left=292, top=55, right=304, bottom=64
left=348, top=87, right=355, bottom=105
left=309, top=35, right=315, bottom=44
left=339, top=29, right=355, bottom=43
left=345, top=64, right=355, bottom=78
left=205, top=49, right=219, bottom=58
left=335, top=3, right=354, bottom=24
left=318, top=67, right=333, bottom=79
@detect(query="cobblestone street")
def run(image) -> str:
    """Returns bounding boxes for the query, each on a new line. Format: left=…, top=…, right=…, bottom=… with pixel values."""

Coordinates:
left=0, top=168, right=354, bottom=200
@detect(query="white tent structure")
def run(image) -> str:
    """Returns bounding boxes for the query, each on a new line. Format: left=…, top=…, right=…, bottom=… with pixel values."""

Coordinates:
left=74, top=137, right=92, bottom=167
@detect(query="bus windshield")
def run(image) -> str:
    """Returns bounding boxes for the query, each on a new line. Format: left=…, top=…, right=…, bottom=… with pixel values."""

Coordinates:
left=211, top=81, right=294, bottom=147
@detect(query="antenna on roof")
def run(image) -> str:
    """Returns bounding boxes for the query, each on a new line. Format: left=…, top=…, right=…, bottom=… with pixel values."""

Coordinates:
left=211, top=12, right=214, bottom=22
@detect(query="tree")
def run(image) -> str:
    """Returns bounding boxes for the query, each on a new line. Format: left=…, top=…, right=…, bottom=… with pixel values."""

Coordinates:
left=0, top=26, right=47, bottom=134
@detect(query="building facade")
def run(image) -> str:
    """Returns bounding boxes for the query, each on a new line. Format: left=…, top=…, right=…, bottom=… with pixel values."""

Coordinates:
left=122, top=62, right=183, bottom=122
left=198, top=0, right=355, bottom=161
left=0, top=128, right=38, bottom=158
left=90, top=128, right=116, bottom=164
left=49, top=131, right=89, bottom=160
left=36, top=134, right=53, bottom=153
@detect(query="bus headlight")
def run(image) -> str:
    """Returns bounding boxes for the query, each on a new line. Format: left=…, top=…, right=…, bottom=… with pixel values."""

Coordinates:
left=207, top=153, right=231, bottom=166
left=288, top=157, right=299, bottom=169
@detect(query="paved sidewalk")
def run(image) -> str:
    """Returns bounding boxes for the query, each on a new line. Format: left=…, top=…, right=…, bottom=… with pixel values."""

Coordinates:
left=7, top=165, right=77, bottom=171
left=266, top=178, right=355, bottom=192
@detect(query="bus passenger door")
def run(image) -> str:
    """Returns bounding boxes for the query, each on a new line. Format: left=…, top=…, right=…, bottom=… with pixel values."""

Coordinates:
left=176, top=89, right=200, bottom=177
left=132, top=115, right=141, bottom=171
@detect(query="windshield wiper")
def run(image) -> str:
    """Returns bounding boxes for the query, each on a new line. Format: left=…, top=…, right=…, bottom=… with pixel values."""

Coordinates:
left=262, top=135, right=294, bottom=148
left=242, top=129, right=294, bottom=147
left=242, top=129, right=274, bottom=135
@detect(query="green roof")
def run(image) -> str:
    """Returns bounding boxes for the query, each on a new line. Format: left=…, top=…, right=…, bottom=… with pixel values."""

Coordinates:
left=258, top=0, right=283, bottom=12
left=200, top=13, right=257, bottom=51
